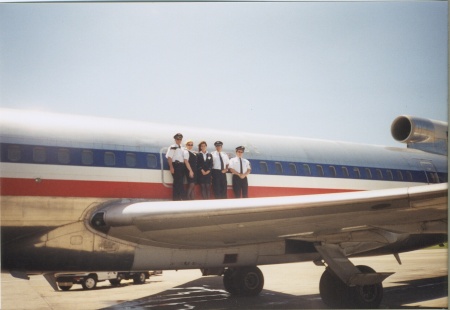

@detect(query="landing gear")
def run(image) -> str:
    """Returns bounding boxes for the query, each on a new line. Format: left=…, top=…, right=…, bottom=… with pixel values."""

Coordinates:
left=319, top=265, right=383, bottom=309
left=350, top=265, right=384, bottom=308
left=319, top=266, right=350, bottom=308
left=223, top=266, right=264, bottom=296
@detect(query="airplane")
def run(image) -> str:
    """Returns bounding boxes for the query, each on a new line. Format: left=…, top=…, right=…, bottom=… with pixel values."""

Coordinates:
left=1, top=108, right=447, bottom=308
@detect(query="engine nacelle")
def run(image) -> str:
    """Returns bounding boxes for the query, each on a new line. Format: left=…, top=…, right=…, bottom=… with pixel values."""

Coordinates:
left=391, top=115, right=447, bottom=155
left=391, top=115, right=447, bottom=143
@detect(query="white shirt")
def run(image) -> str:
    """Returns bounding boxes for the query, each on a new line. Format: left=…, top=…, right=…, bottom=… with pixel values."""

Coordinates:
left=229, top=157, right=251, bottom=174
left=211, top=151, right=230, bottom=170
left=201, top=151, right=209, bottom=161
left=166, top=144, right=188, bottom=162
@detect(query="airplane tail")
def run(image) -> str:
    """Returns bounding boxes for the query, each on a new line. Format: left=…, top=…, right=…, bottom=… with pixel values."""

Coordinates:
left=391, top=115, right=448, bottom=156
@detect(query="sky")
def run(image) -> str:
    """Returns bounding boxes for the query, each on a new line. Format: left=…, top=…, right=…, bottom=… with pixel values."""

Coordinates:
left=0, top=1, right=448, bottom=147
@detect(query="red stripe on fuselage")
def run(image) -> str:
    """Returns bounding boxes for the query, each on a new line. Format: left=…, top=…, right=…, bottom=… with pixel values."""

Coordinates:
left=0, top=178, right=356, bottom=199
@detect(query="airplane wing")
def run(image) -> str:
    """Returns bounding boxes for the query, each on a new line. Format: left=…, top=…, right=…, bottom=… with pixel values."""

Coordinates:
left=91, top=183, right=447, bottom=253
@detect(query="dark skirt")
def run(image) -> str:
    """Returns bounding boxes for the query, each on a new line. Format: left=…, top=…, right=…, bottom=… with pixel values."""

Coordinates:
left=186, top=151, right=198, bottom=183
left=197, top=170, right=212, bottom=184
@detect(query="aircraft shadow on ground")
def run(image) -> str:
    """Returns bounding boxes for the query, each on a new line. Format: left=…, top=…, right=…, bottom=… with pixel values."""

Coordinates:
left=382, top=276, right=448, bottom=309
left=101, top=274, right=447, bottom=309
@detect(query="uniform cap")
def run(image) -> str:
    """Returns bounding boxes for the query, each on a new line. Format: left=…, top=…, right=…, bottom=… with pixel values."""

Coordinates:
left=235, top=146, right=245, bottom=151
left=173, top=133, right=183, bottom=139
left=214, top=141, right=223, bottom=146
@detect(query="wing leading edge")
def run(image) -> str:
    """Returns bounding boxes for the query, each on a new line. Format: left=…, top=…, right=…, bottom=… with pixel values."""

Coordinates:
left=90, top=183, right=447, bottom=250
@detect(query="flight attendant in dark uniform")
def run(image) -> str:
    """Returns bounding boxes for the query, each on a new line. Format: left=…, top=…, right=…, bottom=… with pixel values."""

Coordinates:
left=197, top=141, right=213, bottom=199
left=229, top=146, right=251, bottom=198
left=185, top=140, right=197, bottom=200
left=166, top=133, right=191, bottom=201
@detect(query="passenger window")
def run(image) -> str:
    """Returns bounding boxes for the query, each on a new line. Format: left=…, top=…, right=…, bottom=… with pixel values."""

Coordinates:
left=353, top=168, right=361, bottom=179
left=147, top=154, right=157, bottom=168
left=288, top=163, right=297, bottom=175
left=342, top=167, right=349, bottom=178
left=316, top=165, right=324, bottom=177
left=126, top=153, right=137, bottom=167
left=435, top=172, right=441, bottom=183
left=396, top=170, right=403, bottom=181
left=82, top=150, right=94, bottom=165
left=57, top=149, right=70, bottom=164
left=303, top=164, right=311, bottom=176
left=7, top=145, right=21, bottom=162
left=104, top=152, right=115, bottom=166
left=386, top=170, right=393, bottom=180
left=376, top=169, right=383, bottom=180
left=429, top=172, right=439, bottom=184
left=33, top=147, right=46, bottom=163
left=406, top=171, right=413, bottom=181
left=329, top=166, right=337, bottom=177
left=260, top=162, right=268, bottom=174
left=275, top=162, right=283, bottom=175
left=365, top=168, right=372, bottom=179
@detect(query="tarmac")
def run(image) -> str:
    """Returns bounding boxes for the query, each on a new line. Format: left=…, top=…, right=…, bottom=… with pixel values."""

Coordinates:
left=1, top=249, right=447, bottom=309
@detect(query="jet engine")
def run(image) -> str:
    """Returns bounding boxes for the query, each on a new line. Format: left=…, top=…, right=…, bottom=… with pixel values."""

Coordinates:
left=391, top=115, right=447, bottom=155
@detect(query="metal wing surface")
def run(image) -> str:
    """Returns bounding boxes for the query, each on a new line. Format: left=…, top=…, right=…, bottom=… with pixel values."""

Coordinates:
left=94, top=183, right=447, bottom=249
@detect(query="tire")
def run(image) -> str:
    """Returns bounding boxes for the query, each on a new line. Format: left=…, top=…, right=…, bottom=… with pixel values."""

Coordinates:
left=319, top=266, right=383, bottom=309
left=133, top=272, right=146, bottom=285
left=223, top=268, right=238, bottom=295
left=319, top=268, right=350, bottom=308
left=109, top=279, right=121, bottom=286
left=58, top=285, right=72, bottom=291
left=81, top=275, right=97, bottom=290
left=233, top=266, right=264, bottom=296
left=348, top=265, right=383, bottom=309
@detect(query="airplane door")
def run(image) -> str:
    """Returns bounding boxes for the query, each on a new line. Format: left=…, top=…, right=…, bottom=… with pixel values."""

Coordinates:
left=160, top=147, right=172, bottom=188
left=418, top=160, right=439, bottom=184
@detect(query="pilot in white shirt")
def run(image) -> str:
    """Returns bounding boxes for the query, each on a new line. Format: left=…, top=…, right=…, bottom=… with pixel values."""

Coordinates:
left=228, top=146, right=251, bottom=198
left=211, top=141, right=229, bottom=199
left=166, top=133, right=189, bottom=200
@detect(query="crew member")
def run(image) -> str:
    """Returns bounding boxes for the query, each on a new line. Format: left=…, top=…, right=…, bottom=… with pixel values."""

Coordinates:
left=229, top=146, right=251, bottom=198
left=184, top=140, right=197, bottom=200
left=197, top=141, right=213, bottom=199
left=166, top=133, right=188, bottom=200
left=211, top=141, right=229, bottom=199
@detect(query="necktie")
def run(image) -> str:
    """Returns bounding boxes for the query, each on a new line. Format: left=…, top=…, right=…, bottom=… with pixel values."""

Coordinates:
left=219, top=153, right=224, bottom=170
left=240, top=158, right=243, bottom=174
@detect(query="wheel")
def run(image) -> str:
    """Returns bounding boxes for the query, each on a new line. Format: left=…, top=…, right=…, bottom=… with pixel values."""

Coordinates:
left=237, top=266, right=264, bottom=296
left=348, top=265, right=383, bottom=309
left=81, top=275, right=97, bottom=290
left=319, top=268, right=350, bottom=308
left=58, top=285, right=72, bottom=291
left=319, top=266, right=384, bottom=309
left=223, top=268, right=238, bottom=295
left=133, top=272, right=146, bottom=284
left=225, top=266, right=264, bottom=296
left=109, top=279, right=121, bottom=286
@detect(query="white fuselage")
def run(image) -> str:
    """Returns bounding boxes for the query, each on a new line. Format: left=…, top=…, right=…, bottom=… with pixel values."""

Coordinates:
left=0, top=109, right=447, bottom=273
